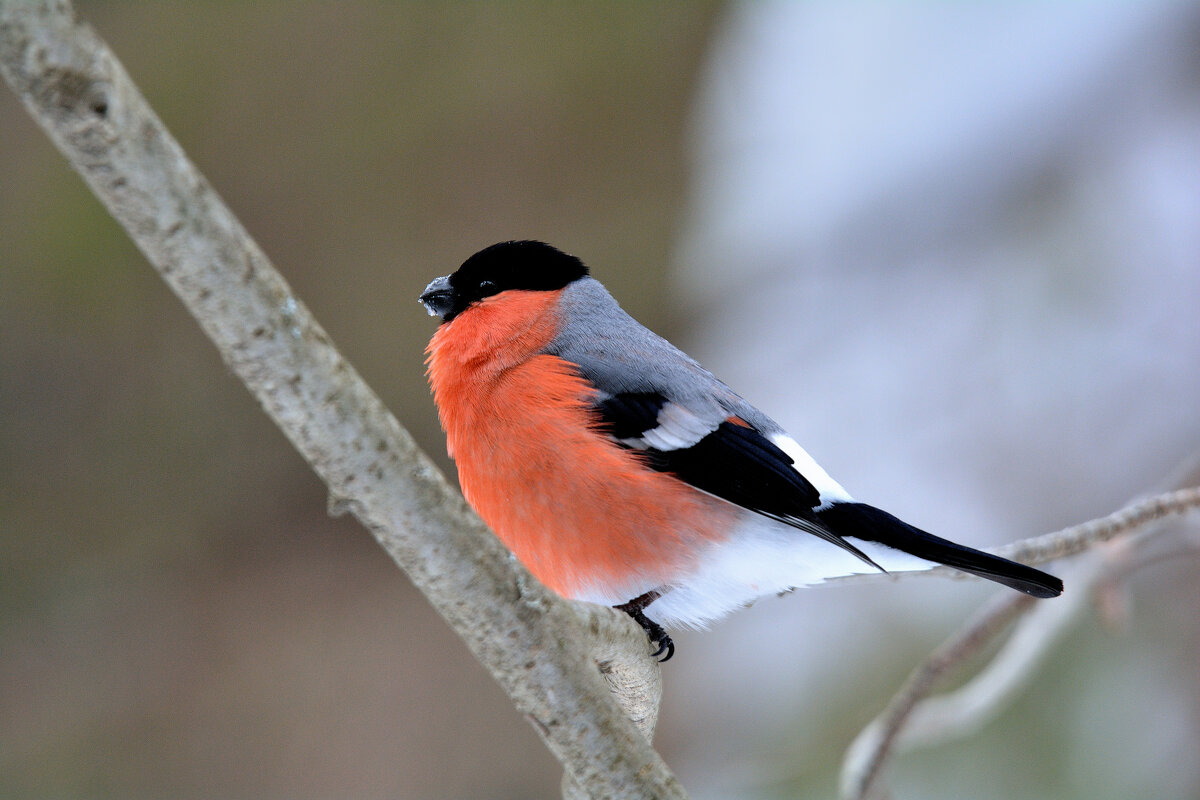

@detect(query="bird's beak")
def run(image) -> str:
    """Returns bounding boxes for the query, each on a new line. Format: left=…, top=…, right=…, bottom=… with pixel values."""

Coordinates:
left=419, top=275, right=455, bottom=319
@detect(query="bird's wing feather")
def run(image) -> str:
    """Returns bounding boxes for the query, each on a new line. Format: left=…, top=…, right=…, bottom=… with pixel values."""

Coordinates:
left=589, top=388, right=881, bottom=568
left=592, top=390, right=818, bottom=511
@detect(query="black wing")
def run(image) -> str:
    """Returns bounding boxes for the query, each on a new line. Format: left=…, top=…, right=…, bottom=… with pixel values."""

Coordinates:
left=593, top=390, right=881, bottom=568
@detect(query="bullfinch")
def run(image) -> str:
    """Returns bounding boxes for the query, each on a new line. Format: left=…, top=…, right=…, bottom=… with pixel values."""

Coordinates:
left=421, top=241, right=1062, bottom=660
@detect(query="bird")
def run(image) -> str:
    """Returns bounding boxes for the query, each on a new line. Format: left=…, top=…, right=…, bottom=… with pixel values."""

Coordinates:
left=420, top=240, right=1062, bottom=660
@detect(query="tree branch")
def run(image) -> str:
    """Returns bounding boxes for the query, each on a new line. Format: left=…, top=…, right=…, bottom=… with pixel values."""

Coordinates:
left=840, top=591, right=1036, bottom=800
left=0, top=3, right=674, bottom=797
left=839, top=469, right=1200, bottom=800
left=987, top=486, right=1200, bottom=566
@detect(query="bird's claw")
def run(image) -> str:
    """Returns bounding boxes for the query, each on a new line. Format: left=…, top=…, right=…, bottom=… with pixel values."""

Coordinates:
left=616, top=593, right=674, bottom=662
left=649, top=633, right=674, bottom=662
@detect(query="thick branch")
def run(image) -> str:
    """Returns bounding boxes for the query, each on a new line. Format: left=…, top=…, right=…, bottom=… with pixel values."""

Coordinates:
left=0, top=4, right=676, bottom=797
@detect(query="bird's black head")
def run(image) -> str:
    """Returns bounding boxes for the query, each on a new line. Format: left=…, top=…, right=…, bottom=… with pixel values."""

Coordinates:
left=420, top=240, right=589, bottom=322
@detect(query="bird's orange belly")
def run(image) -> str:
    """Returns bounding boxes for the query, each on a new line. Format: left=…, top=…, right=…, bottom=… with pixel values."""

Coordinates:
left=446, top=354, right=731, bottom=602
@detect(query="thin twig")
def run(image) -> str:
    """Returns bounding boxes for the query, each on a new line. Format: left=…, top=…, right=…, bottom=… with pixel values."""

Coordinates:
left=840, top=592, right=1035, bottom=800
left=988, top=486, right=1200, bottom=565
left=889, top=560, right=1090, bottom=749
left=840, top=473, right=1200, bottom=799
left=894, top=531, right=1200, bottom=755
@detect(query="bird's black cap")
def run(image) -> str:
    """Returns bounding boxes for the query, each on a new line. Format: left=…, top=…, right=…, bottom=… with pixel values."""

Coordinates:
left=420, top=240, right=588, bottom=321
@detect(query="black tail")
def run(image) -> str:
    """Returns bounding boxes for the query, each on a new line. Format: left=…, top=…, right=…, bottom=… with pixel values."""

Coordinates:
left=816, top=502, right=1063, bottom=598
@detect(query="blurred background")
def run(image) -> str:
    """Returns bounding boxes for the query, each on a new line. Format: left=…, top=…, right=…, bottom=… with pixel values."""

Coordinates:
left=2, top=3, right=1198, bottom=799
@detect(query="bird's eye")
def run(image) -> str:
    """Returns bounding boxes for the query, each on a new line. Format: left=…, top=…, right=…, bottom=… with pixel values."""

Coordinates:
left=479, top=280, right=498, bottom=295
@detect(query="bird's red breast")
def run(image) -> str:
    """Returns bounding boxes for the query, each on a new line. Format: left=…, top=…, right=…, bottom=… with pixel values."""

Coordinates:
left=425, top=289, right=732, bottom=602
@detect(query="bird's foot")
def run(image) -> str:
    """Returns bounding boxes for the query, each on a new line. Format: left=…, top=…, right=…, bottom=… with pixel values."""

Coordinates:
left=616, top=591, right=674, bottom=662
